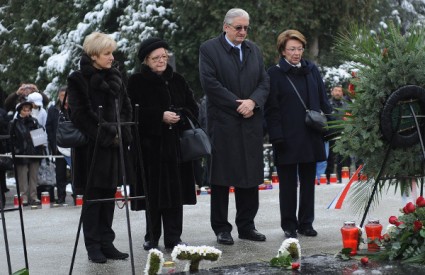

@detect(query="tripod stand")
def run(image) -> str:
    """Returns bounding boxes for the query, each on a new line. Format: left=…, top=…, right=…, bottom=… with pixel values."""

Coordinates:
left=0, top=134, right=29, bottom=275
left=68, top=102, right=152, bottom=275
left=360, top=89, right=425, bottom=228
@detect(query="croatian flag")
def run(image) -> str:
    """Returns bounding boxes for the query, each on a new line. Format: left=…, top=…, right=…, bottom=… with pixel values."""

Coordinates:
left=327, top=165, right=364, bottom=209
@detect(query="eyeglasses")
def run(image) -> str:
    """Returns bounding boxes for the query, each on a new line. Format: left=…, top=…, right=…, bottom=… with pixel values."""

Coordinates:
left=227, top=24, right=250, bottom=32
left=149, top=54, right=169, bottom=62
left=286, top=47, right=304, bottom=53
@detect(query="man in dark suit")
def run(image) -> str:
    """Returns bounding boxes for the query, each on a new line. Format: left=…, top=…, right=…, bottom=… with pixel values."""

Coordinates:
left=199, top=8, right=270, bottom=245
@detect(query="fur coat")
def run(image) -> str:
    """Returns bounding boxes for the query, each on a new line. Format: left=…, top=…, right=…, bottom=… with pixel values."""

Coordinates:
left=67, top=54, right=132, bottom=194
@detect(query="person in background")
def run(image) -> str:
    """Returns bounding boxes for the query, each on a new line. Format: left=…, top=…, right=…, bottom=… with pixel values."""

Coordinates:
left=325, top=85, right=350, bottom=183
left=265, top=29, right=332, bottom=239
left=0, top=106, right=10, bottom=207
left=67, top=32, right=132, bottom=263
left=9, top=102, right=44, bottom=206
left=27, top=92, right=47, bottom=128
left=199, top=8, right=269, bottom=245
left=46, top=86, right=71, bottom=204
left=128, top=37, right=198, bottom=251
left=4, top=84, right=49, bottom=114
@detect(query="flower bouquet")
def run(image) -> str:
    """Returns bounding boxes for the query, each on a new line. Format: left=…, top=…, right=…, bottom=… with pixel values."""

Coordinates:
left=378, top=196, right=425, bottom=263
left=144, top=249, right=164, bottom=275
left=270, top=238, right=301, bottom=270
left=171, top=245, right=222, bottom=272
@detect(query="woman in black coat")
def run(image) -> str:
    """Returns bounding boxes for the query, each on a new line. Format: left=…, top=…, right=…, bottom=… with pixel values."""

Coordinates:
left=127, top=38, right=198, bottom=251
left=265, top=30, right=332, bottom=239
left=67, top=32, right=132, bottom=264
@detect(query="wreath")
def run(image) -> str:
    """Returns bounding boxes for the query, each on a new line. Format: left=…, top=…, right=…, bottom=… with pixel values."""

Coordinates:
left=333, top=22, right=425, bottom=211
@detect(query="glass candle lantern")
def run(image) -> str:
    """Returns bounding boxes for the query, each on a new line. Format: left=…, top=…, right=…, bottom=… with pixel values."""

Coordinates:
left=365, top=219, right=382, bottom=252
left=341, top=221, right=359, bottom=255
left=162, top=261, right=176, bottom=274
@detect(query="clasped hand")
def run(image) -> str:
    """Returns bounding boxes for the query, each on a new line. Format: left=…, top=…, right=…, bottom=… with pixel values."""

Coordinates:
left=236, top=99, right=255, bottom=118
left=163, top=111, right=181, bottom=125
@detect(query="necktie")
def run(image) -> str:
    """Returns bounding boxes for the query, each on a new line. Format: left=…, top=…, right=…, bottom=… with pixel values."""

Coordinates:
left=233, top=47, right=242, bottom=62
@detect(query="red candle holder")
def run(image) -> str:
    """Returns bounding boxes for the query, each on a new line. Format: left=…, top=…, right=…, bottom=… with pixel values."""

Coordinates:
left=41, top=192, right=50, bottom=208
left=365, top=219, right=382, bottom=252
left=14, top=194, right=22, bottom=208
left=330, top=174, right=337, bottom=184
left=76, top=195, right=83, bottom=206
left=341, top=221, right=359, bottom=255
left=115, top=187, right=124, bottom=199
left=341, top=167, right=350, bottom=183
left=271, top=172, right=279, bottom=184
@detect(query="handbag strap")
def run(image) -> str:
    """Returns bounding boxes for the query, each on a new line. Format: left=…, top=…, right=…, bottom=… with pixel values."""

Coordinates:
left=285, top=75, right=309, bottom=111
left=276, top=64, right=308, bottom=111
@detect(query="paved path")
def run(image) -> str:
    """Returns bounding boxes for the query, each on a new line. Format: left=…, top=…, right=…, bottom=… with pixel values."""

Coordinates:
left=0, top=179, right=410, bottom=274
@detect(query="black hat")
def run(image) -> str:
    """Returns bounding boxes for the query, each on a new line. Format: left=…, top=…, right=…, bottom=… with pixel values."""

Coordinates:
left=16, top=101, right=33, bottom=113
left=137, top=37, right=169, bottom=62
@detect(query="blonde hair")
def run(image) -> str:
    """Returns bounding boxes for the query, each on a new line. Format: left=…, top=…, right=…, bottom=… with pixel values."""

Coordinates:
left=83, top=32, right=117, bottom=56
left=276, top=30, right=307, bottom=55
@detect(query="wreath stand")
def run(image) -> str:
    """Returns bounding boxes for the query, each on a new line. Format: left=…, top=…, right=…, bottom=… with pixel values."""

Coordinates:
left=360, top=85, right=425, bottom=227
left=0, top=134, right=29, bottom=275
left=68, top=102, right=152, bottom=275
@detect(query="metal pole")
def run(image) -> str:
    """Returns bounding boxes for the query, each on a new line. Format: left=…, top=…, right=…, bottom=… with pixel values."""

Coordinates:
left=114, top=99, right=135, bottom=275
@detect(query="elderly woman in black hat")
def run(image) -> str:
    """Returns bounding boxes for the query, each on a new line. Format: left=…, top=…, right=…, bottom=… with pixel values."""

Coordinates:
left=127, top=37, right=199, bottom=250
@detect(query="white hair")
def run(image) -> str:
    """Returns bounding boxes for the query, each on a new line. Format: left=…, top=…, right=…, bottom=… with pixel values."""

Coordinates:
left=223, top=8, right=249, bottom=25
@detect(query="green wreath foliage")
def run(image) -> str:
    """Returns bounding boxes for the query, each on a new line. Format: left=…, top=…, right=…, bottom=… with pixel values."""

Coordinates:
left=333, top=22, right=425, bottom=211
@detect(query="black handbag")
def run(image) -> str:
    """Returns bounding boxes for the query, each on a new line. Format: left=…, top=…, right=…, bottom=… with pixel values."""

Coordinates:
left=56, top=92, right=88, bottom=148
left=285, top=74, right=328, bottom=132
left=179, top=116, right=211, bottom=162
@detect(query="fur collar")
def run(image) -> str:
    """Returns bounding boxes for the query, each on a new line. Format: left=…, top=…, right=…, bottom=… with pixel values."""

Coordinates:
left=80, top=53, right=122, bottom=97
left=140, top=64, right=174, bottom=83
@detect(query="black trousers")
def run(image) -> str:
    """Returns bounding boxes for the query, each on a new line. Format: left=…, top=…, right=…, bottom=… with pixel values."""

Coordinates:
left=277, top=162, right=316, bottom=232
left=55, top=157, right=68, bottom=201
left=210, top=184, right=259, bottom=235
left=82, top=188, right=116, bottom=252
left=144, top=206, right=183, bottom=246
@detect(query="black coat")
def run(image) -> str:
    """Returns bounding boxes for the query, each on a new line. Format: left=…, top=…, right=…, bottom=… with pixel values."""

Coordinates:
left=67, top=54, right=133, bottom=194
left=127, top=64, right=198, bottom=210
left=265, top=58, right=332, bottom=165
left=9, top=115, right=44, bottom=164
left=199, top=33, right=270, bottom=188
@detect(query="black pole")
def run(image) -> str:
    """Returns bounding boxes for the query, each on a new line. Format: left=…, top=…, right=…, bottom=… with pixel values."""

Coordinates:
left=10, top=131, right=29, bottom=270
left=0, top=150, right=12, bottom=274
left=69, top=107, right=103, bottom=275
left=114, top=99, right=135, bottom=275
left=359, top=143, right=393, bottom=228
left=408, top=103, right=425, bottom=196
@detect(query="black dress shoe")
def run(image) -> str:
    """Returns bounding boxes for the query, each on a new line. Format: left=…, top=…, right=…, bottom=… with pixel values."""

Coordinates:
left=298, top=228, right=318, bottom=237
left=238, top=229, right=266, bottom=241
left=217, top=232, right=234, bottom=245
left=88, top=250, right=107, bottom=264
left=102, top=246, right=129, bottom=260
left=143, top=241, right=158, bottom=251
left=165, top=241, right=187, bottom=249
left=284, top=230, right=298, bottom=238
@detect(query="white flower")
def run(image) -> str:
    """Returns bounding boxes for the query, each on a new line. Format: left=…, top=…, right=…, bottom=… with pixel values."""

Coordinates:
left=171, top=245, right=222, bottom=272
left=144, top=248, right=164, bottom=275
left=171, top=245, right=222, bottom=261
left=277, top=238, right=301, bottom=260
